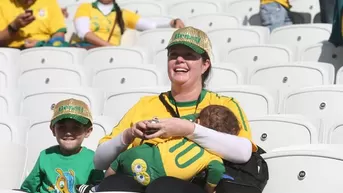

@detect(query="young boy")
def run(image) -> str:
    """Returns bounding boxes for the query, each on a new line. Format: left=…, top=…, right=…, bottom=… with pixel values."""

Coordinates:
left=104, top=105, right=240, bottom=193
left=21, top=98, right=104, bottom=193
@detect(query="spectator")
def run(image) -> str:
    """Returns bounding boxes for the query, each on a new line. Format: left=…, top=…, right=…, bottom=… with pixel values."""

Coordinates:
left=92, top=26, right=256, bottom=193
left=72, top=0, right=185, bottom=48
left=0, top=0, right=67, bottom=49
left=260, top=0, right=292, bottom=31
left=20, top=98, right=104, bottom=193
left=329, top=0, right=343, bottom=46
left=319, top=0, right=336, bottom=23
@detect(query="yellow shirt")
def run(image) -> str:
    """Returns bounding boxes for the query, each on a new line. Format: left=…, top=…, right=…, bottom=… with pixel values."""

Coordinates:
left=100, top=89, right=257, bottom=152
left=261, top=0, right=290, bottom=9
left=74, top=2, right=140, bottom=46
left=0, top=0, right=66, bottom=48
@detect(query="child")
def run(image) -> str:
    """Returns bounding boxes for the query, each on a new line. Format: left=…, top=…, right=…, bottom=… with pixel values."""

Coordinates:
left=260, top=0, right=292, bottom=31
left=103, top=105, right=240, bottom=193
left=21, top=98, right=104, bottom=193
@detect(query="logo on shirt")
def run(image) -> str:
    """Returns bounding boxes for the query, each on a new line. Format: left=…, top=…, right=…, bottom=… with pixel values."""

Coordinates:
left=131, top=159, right=151, bottom=185
left=48, top=168, right=76, bottom=193
left=37, top=8, right=48, bottom=19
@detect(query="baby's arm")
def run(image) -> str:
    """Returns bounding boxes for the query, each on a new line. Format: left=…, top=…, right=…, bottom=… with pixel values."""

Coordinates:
left=105, top=155, right=120, bottom=177
left=206, top=159, right=226, bottom=193
left=105, top=167, right=116, bottom=177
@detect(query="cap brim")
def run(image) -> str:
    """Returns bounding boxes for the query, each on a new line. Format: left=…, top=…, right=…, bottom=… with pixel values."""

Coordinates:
left=166, top=41, right=205, bottom=55
left=51, top=114, right=90, bottom=126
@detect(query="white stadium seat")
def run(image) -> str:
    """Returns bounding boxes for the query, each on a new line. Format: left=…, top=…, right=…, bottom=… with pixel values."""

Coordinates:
left=280, top=86, right=343, bottom=131
left=0, top=48, right=20, bottom=66
left=186, top=13, right=241, bottom=32
left=336, top=66, right=343, bottom=84
left=17, top=64, right=90, bottom=88
left=0, top=116, right=30, bottom=144
left=19, top=47, right=87, bottom=65
left=91, top=64, right=163, bottom=89
left=250, top=115, right=319, bottom=151
left=324, top=122, right=343, bottom=144
left=263, top=150, right=343, bottom=193
left=290, top=0, right=320, bottom=23
left=223, top=44, right=294, bottom=67
left=119, top=0, right=166, bottom=16
left=0, top=143, right=27, bottom=189
left=0, top=89, right=21, bottom=117
left=226, top=0, right=260, bottom=25
left=135, top=28, right=176, bottom=53
left=20, top=88, right=104, bottom=121
left=208, top=27, right=269, bottom=57
left=247, top=62, right=335, bottom=94
left=84, top=46, right=150, bottom=66
left=168, top=0, right=221, bottom=19
left=205, top=64, right=244, bottom=88
left=211, top=86, right=277, bottom=118
left=0, top=63, right=19, bottom=89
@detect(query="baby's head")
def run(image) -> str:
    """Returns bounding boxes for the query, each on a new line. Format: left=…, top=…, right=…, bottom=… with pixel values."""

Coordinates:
left=50, top=98, right=93, bottom=155
left=197, top=105, right=239, bottom=135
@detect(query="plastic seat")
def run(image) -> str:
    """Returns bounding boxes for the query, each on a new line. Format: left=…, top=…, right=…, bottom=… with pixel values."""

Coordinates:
left=168, top=0, right=221, bottom=19
left=0, top=63, right=18, bottom=89
left=84, top=46, right=150, bottom=67
left=250, top=114, right=319, bottom=151
left=135, top=28, right=176, bottom=53
left=290, top=0, right=320, bottom=23
left=225, top=0, right=260, bottom=25
left=186, top=13, right=241, bottom=32
left=0, top=48, right=20, bottom=67
left=205, top=64, right=244, bottom=88
left=0, top=89, right=21, bottom=116
left=0, top=116, right=30, bottom=144
left=324, top=122, right=343, bottom=144
left=120, top=0, right=166, bottom=16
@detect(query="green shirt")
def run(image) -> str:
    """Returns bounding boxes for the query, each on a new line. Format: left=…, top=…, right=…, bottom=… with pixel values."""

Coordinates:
left=21, top=146, right=104, bottom=193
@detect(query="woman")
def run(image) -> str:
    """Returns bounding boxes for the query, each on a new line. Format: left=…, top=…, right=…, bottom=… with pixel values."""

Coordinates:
left=73, top=0, right=185, bottom=47
left=94, top=26, right=257, bottom=192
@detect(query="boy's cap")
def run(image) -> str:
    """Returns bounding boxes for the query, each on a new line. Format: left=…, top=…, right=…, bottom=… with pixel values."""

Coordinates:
left=51, top=98, right=92, bottom=126
left=166, top=26, right=213, bottom=61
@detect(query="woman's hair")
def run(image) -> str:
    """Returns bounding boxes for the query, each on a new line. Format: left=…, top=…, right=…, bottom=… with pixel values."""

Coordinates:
left=198, top=105, right=240, bottom=135
left=201, top=52, right=211, bottom=88
left=113, top=1, right=125, bottom=35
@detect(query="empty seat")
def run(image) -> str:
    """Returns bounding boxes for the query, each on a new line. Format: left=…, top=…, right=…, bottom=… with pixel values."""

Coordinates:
left=208, top=27, right=269, bottom=56
left=263, top=150, right=343, bottom=193
left=336, top=66, right=343, bottom=84
left=186, top=13, right=241, bottom=32
left=250, top=115, right=319, bottom=151
left=223, top=44, right=293, bottom=67
left=18, top=64, right=90, bottom=88
left=0, top=143, right=27, bottom=189
left=205, top=64, right=244, bottom=88
left=269, top=24, right=332, bottom=55
left=168, top=0, right=221, bottom=19
left=324, top=122, right=343, bottom=144
left=103, top=87, right=168, bottom=121
left=248, top=62, right=335, bottom=94
left=226, top=0, right=260, bottom=25
left=0, top=89, right=21, bottom=116
left=211, top=86, right=276, bottom=118
left=84, top=46, right=150, bottom=67
left=299, top=41, right=343, bottom=73
left=0, top=48, right=20, bottom=66
left=120, top=0, right=166, bottom=16
left=0, top=116, right=30, bottom=144
left=20, top=88, right=104, bottom=121
left=290, top=0, right=320, bottom=23
left=0, top=63, right=19, bottom=89
left=135, top=28, right=176, bottom=53
left=280, top=86, right=343, bottom=131
left=91, top=64, right=163, bottom=89
left=19, top=47, right=87, bottom=65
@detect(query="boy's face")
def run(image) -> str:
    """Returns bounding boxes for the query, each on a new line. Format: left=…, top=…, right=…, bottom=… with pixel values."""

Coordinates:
left=51, top=119, right=92, bottom=154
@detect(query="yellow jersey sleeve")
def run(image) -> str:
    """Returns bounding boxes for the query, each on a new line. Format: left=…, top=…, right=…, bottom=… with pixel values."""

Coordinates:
left=122, top=9, right=141, bottom=29
left=0, top=5, right=6, bottom=31
left=221, top=97, right=258, bottom=152
left=48, top=0, right=67, bottom=34
left=74, top=3, right=91, bottom=19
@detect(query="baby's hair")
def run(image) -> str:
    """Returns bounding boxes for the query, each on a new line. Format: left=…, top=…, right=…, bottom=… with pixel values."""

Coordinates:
left=198, top=105, right=239, bottom=135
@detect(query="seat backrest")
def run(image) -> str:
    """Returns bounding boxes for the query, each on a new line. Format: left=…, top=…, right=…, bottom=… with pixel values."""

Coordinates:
left=247, top=62, right=335, bottom=94
left=280, top=86, right=343, bottom=131
left=19, top=47, right=87, bottom=65
left=120, top=0, right=166, bottom=16
left=211, top=86, right=276, bottom=118
left=250, top=114, right=319, bottom=151
left=18, top=64, right=90, bottom=88
left=262, top=150, right=343, bottom=193
left=0, top=143, right=27, bottom=189
left=324, top=123, right=343, bottom=144
left=0, top=48, right=20, bottom=67
left=186, top=13, right=241, bottom=32
left=205, top=64, right=244, bottom=88
left=0, top=63, right=19, bottom=89
left=20, top=88, right=104, bottom=121
left=103, top=87, right=168, bottom=120
left=223, top=44, right=293, bottom=67
left=290, top=0, right=320, bottom=23
left=168, top=0, right=221, bottom=19
left=135, top=28, right=176, bottom=53
left=208, top=27, right=269, bottom=55
left=84, top=46, right=150, bottom=67
left=226, top=0, right=260, bottom=25
left=0, top=89, right=21, bottom=116
left=91, top=64, right=163, bottom=89
left=0, top=116, right=30, bottom=145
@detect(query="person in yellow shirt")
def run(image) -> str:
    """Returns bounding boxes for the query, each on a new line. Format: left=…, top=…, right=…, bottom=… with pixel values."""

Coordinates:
left=91, top=26, right=257, bottom=193
left=0, top=0, right=67, bottom=49
left=260, top=0, right=292, bottom=31
left=73, top=0, right=185, bottom=48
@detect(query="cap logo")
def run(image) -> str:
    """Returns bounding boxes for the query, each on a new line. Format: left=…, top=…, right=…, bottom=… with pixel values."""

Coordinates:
left=173, top=33, right=201, bottom=44
left=58, top=105, right=84, bottom=114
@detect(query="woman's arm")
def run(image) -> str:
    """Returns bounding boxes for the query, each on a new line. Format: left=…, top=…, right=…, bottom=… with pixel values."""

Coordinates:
left=134, top=18, right=184, bottom=31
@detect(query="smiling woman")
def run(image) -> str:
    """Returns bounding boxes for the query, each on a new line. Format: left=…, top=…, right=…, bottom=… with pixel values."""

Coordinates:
left=85, top=27, right=257, bottom=193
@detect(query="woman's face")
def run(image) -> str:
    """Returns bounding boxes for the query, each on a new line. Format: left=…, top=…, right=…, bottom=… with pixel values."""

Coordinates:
left=98, top=0, right=114, bottom=4
left=167, top=45, right=210, bottom=87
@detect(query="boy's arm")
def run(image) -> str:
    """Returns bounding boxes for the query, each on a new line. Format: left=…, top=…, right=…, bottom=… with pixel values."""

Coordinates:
left=21, top=157, right=43, bottom=193
left=206, top=159, right=226, bottom=193
left=105, top=167, right=116, bottom=177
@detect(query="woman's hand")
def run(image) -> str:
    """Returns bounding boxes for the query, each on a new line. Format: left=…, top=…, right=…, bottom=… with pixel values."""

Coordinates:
left=24, top=39, right=39, bottom=48
left=122, top=121, right=149, bottom=144
left=170, top=18, right=185, bottom=28
left=143, top=118, right=195, bottom=139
